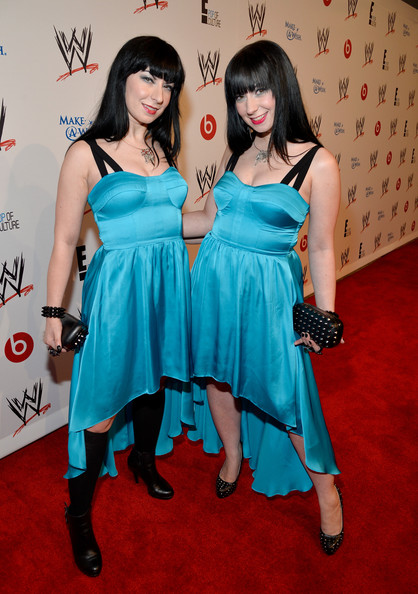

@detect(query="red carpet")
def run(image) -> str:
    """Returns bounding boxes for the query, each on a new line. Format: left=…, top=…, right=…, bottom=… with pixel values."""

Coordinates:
left=0, top=240, right=417, bottom=593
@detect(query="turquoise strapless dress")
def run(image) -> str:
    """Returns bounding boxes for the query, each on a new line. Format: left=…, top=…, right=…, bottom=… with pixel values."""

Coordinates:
left=65, top=167, right=193, bottom=479
left=188, top=167, right=340, bottom=496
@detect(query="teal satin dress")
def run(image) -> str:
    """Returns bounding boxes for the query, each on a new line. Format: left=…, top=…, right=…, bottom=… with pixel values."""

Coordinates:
left=65, top=140, right=193, bottom=479
left=188, top=146, right=340, bottom=496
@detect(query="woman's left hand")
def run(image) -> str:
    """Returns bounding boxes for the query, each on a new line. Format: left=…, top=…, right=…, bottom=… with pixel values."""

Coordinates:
left=294, top=332, right=323, bottom=354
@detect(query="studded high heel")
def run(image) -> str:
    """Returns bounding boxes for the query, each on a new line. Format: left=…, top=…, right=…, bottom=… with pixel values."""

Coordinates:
left=215, top=446, right=242, bottom=499
left=319, top=484, right=344, bottom=555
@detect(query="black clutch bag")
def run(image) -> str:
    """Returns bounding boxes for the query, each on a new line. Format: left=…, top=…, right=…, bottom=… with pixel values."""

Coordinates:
left=61, top=312, right=88, bottom=351
left=293, top=303, right=343, bottom=350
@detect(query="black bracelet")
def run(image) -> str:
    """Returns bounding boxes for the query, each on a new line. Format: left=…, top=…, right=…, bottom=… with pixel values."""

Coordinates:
left=41, top=306, right=66, bottom=318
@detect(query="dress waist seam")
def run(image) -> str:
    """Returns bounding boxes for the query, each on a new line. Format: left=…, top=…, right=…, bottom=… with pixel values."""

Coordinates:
left=209, top=232, right=292, bottom=256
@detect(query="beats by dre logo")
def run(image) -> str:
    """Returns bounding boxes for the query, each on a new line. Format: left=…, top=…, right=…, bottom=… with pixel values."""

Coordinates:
left=299, top=234, right=308, bottom=252
left=200, top=114, right=217, bottom=140
left=344, top=39, right=352, bottom=59
left=5, top=332, right=34, bottom=363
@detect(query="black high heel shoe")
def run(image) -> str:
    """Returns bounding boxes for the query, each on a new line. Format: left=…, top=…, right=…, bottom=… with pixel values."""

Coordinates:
left=216, top=448, right=243, bottom=499
left=65, top=505, right=102, bottom=577
left=319, top=485, right=344, bottom=555
left=127, top=448, right=174, bottom=500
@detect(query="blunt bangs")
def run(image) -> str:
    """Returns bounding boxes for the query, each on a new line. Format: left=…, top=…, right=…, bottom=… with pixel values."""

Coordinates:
left=225, top=48, right=273, bottom=104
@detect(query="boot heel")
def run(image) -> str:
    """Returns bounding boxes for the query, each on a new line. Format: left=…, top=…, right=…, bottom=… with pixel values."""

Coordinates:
left=127, top=447, right=174, bottom=499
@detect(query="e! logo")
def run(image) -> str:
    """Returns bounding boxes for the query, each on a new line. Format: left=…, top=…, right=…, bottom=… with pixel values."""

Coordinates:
left=5, top=332, right=34, bottom=363
left=200, top=114, right=217, bottom=140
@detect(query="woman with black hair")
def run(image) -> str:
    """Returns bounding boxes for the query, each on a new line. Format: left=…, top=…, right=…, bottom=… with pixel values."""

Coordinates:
left=183, top=40, right=344, bottom=554
left=43, top=36, right=191, bottom=576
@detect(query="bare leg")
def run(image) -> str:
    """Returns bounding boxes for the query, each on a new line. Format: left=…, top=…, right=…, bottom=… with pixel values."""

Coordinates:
left=289, top=433, right=342, bottom=536
left=88, top=415, right=116, bottom=433
left=207, top=380, right=242, bottom=482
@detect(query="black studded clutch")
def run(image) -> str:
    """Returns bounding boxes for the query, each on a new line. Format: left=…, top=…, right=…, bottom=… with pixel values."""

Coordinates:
left=293, top=303, right=343, bottom=350
left=61, top=313, right=88, bottom=351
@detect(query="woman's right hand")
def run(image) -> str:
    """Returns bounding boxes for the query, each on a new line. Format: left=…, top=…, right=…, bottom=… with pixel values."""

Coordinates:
left=43, top=317, right=64, bottom=356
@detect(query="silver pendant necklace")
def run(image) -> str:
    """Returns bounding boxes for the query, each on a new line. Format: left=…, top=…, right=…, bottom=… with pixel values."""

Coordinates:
left=122, top=138, right=156, bottom=166
left=253, top=141, right=270, bottom=166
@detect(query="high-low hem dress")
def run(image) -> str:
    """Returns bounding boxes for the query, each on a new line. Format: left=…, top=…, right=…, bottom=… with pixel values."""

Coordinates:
left=187, top=145, right=340, bottom=497
left=65, top=140, right=193, bottom=479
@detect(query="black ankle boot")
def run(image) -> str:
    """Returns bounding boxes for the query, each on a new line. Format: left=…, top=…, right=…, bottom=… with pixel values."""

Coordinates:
left=65, top=505, right=102, bottom=577
left=127, top=448, right=174, bottom=499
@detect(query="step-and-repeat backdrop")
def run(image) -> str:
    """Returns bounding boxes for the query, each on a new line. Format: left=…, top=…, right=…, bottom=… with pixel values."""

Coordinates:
left=1, top=0, right=416, bottom=458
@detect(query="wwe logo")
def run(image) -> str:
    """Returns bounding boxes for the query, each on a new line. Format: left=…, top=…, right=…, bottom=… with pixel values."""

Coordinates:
left=55, top=26, right=98, bottom=81
left=134, top=1, right=168, bottom=13
left=0, top=99, right=15, bottom=151
left=398, top=54, right=406, bottom=74
left=381, top=177, right=389, bottom=197
left=340, top=248, right=350, bottom=268
left=6, top=380, right=51, bottom=437
left=347, top=0, right=358, bottom=19
left=399, top=148, right=406, bottom=165
left=377, top=85, right=387, bottom=106
left=347, top=185, right=357, bottom=206
left=364, top=42, right=374, bottom=65
left=310, top=115, right=322, bottom=138
left=196, top=50, right=222, bottom=91
left=389, top=118, right=397, bottom=138
left=355, top=117, right=365, bottom=140
left=247, top=2, right=267, bottom=39
left=195, top=163, right=217, bottom=203
left=392, top=203, right=398, bottom=219
left=400, top=223, right=406, bottom=239
left=338, top=78, right=349, bottom=102
left=387, top=12, right=396, bottom=34
left=0, top=254, right=25, bottom=306
left=362, top=211, right=371, bottom=231
left=374, top=233, right=382, bottom=250
left=407, top=174, right=413, bottom=190
left=316, top=28, right=330, bottom=56
left=369, top=151, right=378, bottom=171
left=408, top=90, right=415, bottom=109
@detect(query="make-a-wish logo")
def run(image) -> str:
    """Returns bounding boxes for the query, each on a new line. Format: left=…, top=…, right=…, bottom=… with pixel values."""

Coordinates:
left=54, top=26, right=98, bottom=82
left=369, top=150, right=379, bottom=173
left=381, top=177, right=389, bottom=197
left=247, top=2, right=267, bottom=40
left=0, top=210, right=20, bottom=233
left=398, top=54, right=406, bottom=75
left=6, top=380, right=50, bottom=438
left=382, top=49, right=389, bottom=71
left=334, top=122, right=345, bottom=136
left=340, top=247, right=350, bottom=269
left=346, top=0, right=358, bottom=19
left=0, top=99, right=16, bottom=151
left=399, top=148, right=406, bottom=166
left=400, top=223, right=406, bottom=239
left=389, top=118, right=397, bottom=139
left=377, top=84, right=387, bottom=106
left=361, top=211, right=371, bottom=231
left=0, top=43, right=7, bottom=56
left=310, top=115, right=322, bottom=138
left=0, top=254, right=33, bottom=308
left=337, top=78, right=349, bottom=103
left=347, top=185, right=357, bottom=207
left=351, top=156, right=360, bottom=170
left=374, top=232, right=382, bottom=251
left=195, top=163, right=217, bottom=204
left=196, top=50, right=222, bottom=92
left=313, top=78, right=325, bottom=94
left=201, top=1, right=221, bottom=27
left=407, top=174, right=413, bottom=191
left=364, top=42, right=374, bottom=67
left=387, top=12, right=396, bottom=35
left=366, top=186, right=374, bottom=198
left=354, top=117, right=365, bottom=141
left=403, top=23, right=410, bottom=37
left=134, top=1, right=168, bottom=14
left=316, top=28, right=330, bottom=57
left=59, top=115, right=92, bottom=141
left=286, top=21, right=302, bottom=41
left=377, top=210, right=385, bottom=222
left=369, top=1, right=376, bottom=27
left=407, top=90, right=415, bottom=110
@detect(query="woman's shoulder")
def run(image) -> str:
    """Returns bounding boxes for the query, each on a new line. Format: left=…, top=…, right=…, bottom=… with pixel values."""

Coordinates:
left=310, top=145, right=339, bottom=177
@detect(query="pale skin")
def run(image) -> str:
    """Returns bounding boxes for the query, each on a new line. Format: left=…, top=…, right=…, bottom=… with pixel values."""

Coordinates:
left=183, top=88, right=342, bottom=536
left=43, top=70, right=174, bottom=434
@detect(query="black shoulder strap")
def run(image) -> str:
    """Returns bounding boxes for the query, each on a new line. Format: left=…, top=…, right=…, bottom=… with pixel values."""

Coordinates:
left=280, top=145, right=321, bottom=190
left=85, top=139, right=123, bottom=178
left=225, top=153, right=240, bottom=172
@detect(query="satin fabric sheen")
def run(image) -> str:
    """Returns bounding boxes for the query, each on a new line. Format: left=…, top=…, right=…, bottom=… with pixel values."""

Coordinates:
left=65, top=168, right=193, bottom=479
left=188, top=171, right=340, bottom=496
